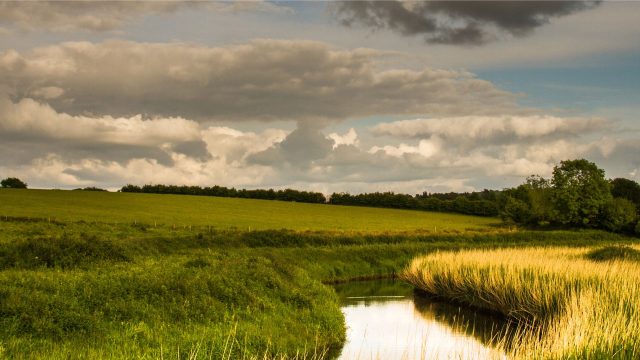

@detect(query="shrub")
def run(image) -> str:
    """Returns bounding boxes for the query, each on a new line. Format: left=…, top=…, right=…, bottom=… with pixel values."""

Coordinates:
left=599, top=198, right=637, bottom=232
left=0, top=177, right=27, bottom=189
left=0, top=234, right=129, bottom=269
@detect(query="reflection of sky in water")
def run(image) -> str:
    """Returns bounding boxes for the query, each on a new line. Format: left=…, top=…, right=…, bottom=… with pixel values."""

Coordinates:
left=338, top=297, right=507, bottom=360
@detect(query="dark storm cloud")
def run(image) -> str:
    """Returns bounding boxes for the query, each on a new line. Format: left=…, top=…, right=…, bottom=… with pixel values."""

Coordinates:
left=332, top=1, right=600, bottom=45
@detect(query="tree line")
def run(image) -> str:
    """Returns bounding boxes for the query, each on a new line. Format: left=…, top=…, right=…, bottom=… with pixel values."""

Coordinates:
left=120, top=184, right=327, bottom=204
left=329, top=191, right=500, bottom=216
left=500, top=159, right=640, bottom=234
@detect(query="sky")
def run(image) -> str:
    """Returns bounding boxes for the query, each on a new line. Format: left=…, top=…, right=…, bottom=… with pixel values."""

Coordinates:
left=0, top=0, right=638, bottom=194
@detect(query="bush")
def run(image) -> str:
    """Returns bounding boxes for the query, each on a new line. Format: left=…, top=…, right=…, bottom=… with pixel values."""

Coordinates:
left=0, top=234, right=129, bottom=269
left=501, top=196, right=532, bottom=225
left=1, top=177, right=27, bottom=189
left=599, top=198, right=637, bottom=232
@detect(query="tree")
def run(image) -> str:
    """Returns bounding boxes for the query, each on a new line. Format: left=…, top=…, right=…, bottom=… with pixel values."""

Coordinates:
left=600, top=198, right=636, bottom=232
left=501, top=196, right=532, bottom=225
left=611, top=178, right=640, bottom=210
left=551, top=159, right=611, bottom=227
left=500, top=175, right=553, bottom=226
left=1, top=177, right=27, bottom=189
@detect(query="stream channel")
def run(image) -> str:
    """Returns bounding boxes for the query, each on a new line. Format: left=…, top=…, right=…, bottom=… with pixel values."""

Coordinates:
left=333, top=279, right=514, bottom=360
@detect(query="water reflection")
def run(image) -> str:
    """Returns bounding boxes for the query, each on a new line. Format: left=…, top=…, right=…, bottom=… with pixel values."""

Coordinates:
left=334, top=279, right=510, bottom=360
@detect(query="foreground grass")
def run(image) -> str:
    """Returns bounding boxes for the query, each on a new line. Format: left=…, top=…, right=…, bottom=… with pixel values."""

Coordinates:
left=0, top=189, right=499, bottom=232
left=402, top=247, right=640, bottom=359
left=0, top=216, right=633, bottom=359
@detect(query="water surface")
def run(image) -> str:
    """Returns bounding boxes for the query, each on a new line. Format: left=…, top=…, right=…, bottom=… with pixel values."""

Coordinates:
left=334, top=279, right=511, bottom=360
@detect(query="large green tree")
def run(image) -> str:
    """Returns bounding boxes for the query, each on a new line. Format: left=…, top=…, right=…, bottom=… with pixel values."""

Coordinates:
left=551, top=159, right=611, bottom=226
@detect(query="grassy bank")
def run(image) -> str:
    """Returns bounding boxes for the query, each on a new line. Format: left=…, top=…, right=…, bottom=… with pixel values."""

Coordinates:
left=402, top=247, right=640, bottom=359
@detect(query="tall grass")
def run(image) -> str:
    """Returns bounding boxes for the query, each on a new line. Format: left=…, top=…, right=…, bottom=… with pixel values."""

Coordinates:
left=402, top=247, right=640, bottom=359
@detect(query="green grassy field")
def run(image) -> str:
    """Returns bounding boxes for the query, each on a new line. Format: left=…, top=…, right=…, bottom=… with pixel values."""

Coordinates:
left=0, top=189, right=498, bottom=232
left=0, top=189, right=635, bottom=359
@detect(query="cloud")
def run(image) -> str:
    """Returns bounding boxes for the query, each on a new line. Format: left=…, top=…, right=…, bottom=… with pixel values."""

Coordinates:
left=328, top=128, right=359, bottom=149
left=0, top=1, right=291, bottom=33
left=331, top=1, right=600, bottom=45
left=0, top=153, right=273, bottom=191
left=0, top=39, right=520, bottom=122
left=369, top=138, right=442, bottom=158
left=371, top=115, right=609, bottom=145
left=249, top=123, right=334, bottom=167
left=0, top=96, right=201, bottom=146
left=0, top=100, right=632, bottom=194
left=0, top=1, right=196, bottom=32
left=0, top=96, right=211, bottom=166
left=0, top=95, right=291, bottom=188
left=29, top=86, right=65, bottom=100
left=201, top=126, right=288, bottom=164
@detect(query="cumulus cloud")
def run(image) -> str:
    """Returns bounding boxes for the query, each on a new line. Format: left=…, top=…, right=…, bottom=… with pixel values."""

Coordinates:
left=0, top=1, right=290, bottom=33
left=332, top=1, right=600, bottom=45
left=0, top=39, right=520, bottom=122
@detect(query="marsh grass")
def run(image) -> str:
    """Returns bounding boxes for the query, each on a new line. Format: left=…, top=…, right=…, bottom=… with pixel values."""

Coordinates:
left=402, top=247, right=640, bottom=359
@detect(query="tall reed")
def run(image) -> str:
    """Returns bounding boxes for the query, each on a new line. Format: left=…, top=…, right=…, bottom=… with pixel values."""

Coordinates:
left=401, top=246, right=640, bottom=359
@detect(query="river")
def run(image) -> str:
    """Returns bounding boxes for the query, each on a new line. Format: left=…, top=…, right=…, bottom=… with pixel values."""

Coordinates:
left=333, top=279, right=513, bottom=360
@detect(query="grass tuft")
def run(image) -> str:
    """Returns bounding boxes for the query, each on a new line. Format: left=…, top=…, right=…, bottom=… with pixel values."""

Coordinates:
left=586, top=245, right=640, bottom=262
